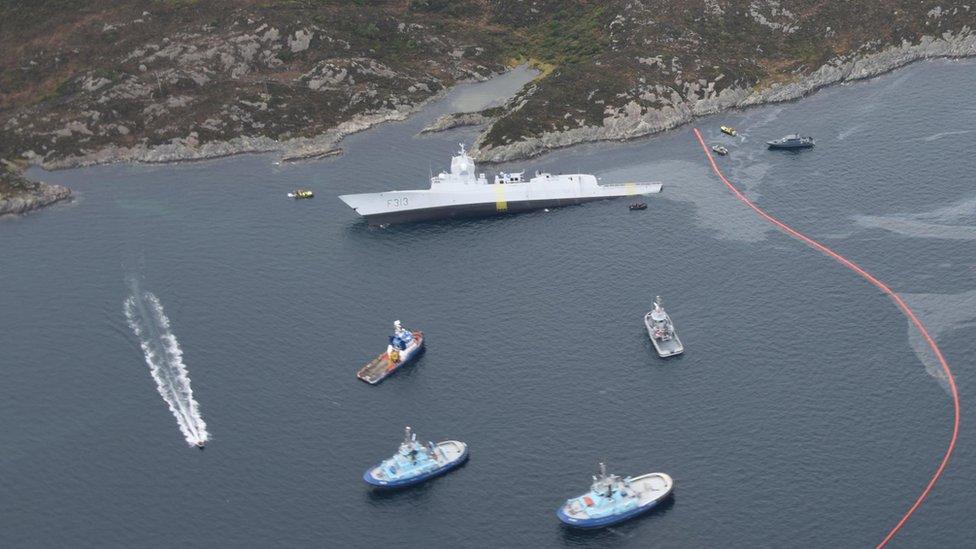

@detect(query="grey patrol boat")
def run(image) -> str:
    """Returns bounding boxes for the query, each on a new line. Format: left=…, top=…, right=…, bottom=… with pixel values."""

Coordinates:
left=767, top=134, right=814, bottom=150
left=338, top=144, right=663, bottom=226
left=644, top=296, right=683, bottom=357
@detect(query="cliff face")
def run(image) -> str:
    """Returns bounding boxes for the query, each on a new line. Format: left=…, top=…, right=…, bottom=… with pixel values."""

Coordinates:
left=2, top=1, right=975, bottom=169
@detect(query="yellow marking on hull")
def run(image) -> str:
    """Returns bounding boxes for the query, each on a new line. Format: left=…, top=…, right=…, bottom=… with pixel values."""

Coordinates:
left=626, top=183, right=637, bottom=196
left=494, top=185, right=508, bottom=211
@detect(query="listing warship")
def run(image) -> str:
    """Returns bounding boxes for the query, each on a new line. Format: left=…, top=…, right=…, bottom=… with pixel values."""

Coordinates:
left=644, top=296, right=684, bottom=357
left=338, top=144, right=663, bottom=225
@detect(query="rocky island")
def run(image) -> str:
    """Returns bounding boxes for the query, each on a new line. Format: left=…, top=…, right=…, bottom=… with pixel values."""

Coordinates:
left=1, top=0, right=974, bottom=178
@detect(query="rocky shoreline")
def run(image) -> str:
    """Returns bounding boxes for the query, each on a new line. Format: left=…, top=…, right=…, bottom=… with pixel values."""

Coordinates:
left=6, top=1, right=976, bottom=178
left=33, top=73, right=493, bottom=171
left=421, top=111, right=496, bottom=134
left=0, top=169, right=72, bottom=217
left=37, top=101, right=424, bottom=170
left=470, top=31, right=976, bottom=163
left=16, top=33, right=976, bottom=173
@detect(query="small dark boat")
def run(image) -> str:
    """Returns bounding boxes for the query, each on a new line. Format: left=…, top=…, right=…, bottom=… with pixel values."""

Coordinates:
left=629, top=203, right=647, bottom=211
left=767, top=134, right=814, bottom=150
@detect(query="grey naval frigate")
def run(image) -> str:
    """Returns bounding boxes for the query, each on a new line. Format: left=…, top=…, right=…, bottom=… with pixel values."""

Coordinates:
left=338, top=144, right=663, bottom=225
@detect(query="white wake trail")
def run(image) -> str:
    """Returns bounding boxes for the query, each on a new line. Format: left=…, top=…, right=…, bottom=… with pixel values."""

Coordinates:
left=124, top=290, right=209, bottom=447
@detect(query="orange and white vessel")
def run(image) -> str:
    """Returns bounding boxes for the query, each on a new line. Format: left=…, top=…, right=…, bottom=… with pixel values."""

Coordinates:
left=356, top=321, right=425, bottom=385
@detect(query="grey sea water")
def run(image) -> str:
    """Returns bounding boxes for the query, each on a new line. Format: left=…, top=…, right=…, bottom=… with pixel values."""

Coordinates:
left=2, top=60, right=975, bottom=547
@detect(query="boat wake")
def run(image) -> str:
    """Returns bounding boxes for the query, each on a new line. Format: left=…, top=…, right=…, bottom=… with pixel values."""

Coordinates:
left=124, top=286, right=209, bottom=447
left=920, top=129, right=974, bottom=142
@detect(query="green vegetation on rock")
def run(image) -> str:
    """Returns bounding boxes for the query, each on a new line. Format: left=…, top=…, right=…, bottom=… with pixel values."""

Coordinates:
left=0, top=161, right=72, bottom=216
left=1, top=0, right=973, bottom=167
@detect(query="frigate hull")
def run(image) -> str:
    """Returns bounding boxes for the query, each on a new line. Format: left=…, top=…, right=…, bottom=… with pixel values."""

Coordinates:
left=338, top=144, right=663, bottom=226
left=359, top=196, right=612, bottom=226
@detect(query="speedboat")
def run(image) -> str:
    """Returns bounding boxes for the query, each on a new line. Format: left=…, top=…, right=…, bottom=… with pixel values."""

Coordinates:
left=363, top=427, right=469, bottom=489
left=720, top=125, right=737, bottom=136
left=767, top=134, right=814, bottom=150
left=557, top=463, right=673, bottom=528
left=711, top=145, right=729, bottom=156
left=196, top=440, right=206, bottom=450
left=629, top=202, right=647, bottom=211
left=288, top=189, right=314, bottom=199
left=357, top=320, right=425, bottom=384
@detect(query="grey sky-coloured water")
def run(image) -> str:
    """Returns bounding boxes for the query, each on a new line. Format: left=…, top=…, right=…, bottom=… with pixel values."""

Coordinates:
left=2, top=59, right=975, bottom=547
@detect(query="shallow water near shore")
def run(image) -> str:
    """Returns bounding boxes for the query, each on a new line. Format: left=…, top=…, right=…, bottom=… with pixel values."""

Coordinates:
left=3, top=59, right=976, bottom=547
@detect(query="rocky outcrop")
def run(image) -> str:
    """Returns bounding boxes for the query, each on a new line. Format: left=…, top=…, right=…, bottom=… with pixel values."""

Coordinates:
left=473, top=31, right=976, bottom=163
left=5, top=1, right=975, bottom=173
left=421, top=111, right=495, bottom=134
left=0, top=171, right=72, bottom=216
left=1, top=4, right=506, bottom=170
left=38, top=100, right=440, bottom=168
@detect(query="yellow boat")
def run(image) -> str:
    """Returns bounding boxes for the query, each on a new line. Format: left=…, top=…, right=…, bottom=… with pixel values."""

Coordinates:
left=288, top=189, right=314, bottom=199
left=720, top=125, right=737, bottom=137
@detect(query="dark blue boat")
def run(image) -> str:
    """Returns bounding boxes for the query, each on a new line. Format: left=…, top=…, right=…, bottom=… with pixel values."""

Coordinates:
left=363, top=427, right=469, bottom=489
left=767, top=134, right=815, bottom=150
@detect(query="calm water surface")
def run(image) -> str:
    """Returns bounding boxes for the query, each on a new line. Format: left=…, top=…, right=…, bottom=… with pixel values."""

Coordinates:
left=3, top=61, right=975, bottom=547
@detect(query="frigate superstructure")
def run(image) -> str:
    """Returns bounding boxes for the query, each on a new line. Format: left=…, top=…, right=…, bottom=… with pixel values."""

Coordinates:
left=339, top=144, right=663, bottom=225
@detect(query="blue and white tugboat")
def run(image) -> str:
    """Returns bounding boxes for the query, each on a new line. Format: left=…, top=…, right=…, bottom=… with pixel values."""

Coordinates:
left=557, top=463, right=674, bottom=529
left=357, top=320, right=425, bottom=384
left=363, top=426, right=469, bottom=488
